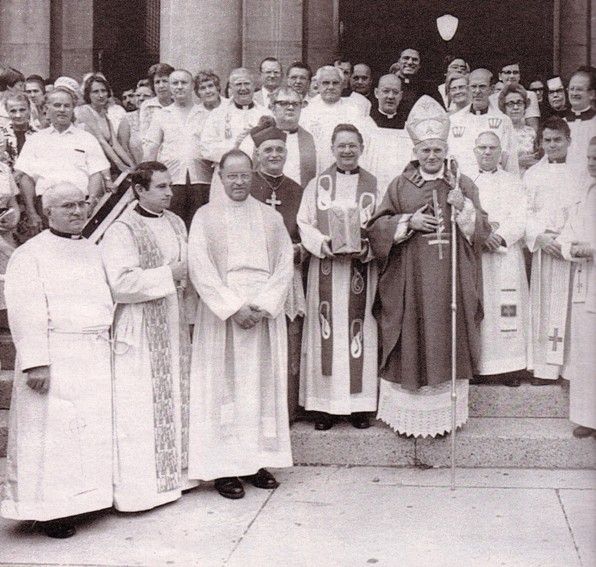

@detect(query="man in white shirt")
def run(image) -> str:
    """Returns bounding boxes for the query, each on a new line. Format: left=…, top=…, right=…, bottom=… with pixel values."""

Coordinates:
left=15, top=87, right=109, bottom=234
left=144, top=69, right=210, bottom=228
left=254, top=57, right=283, bottom=108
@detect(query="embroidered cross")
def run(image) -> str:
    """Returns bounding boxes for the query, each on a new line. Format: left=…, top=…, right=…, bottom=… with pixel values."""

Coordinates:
left=428, top=189, right=449, bottom=259
left=266, top=191, right=281, bottom=209
left=547, top=328, right=563, bottom=352
left=575, top=264, right=584, bottom=294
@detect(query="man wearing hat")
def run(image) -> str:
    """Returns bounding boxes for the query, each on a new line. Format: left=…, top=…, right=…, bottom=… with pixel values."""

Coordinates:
left=367, top=110, right=491, bottom=438
left=249, top=116, right=306, bottom=420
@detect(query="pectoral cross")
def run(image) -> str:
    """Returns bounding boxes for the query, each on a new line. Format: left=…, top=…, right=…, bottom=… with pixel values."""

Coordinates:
left=547, top=327, right=563, bottom=352
left=427, top=189, right=449, bottom=260
left=266, top=191, right=281, bottom=210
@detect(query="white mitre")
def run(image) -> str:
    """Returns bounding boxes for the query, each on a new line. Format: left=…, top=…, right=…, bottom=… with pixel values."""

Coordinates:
left=405, top=95, right=449, bottom=145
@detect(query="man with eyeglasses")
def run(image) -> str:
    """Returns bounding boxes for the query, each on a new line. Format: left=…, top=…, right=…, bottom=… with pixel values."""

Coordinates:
left=254, top=57, right=283, bottom=108
left=489, top=61, right=540, bottom=131
left=564, top=67, right=596, bottom=180
left=14, top=87, right=109, bottom=234
left=187, top=149, right=294, bottom=499
left=366, top=74, right=415, bottom=196
left=298, top=123, right=379, bottom=432
left=240, top=86, right=317, bottom=187
left=1, top=182, right=114, bottom=538
left=448, top=68, right=519, bottom=178
left=101, top=161, right=197, bottom=511
left=545, top=76, right=568, bottom=118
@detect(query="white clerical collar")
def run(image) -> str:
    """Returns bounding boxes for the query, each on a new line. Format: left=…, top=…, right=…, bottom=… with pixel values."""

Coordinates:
left=571, top=106, right=591, bottom=116
left=420, top=165, right=445, bottom=181
left=135, top=203, right=164, bottom=218
left=337, top=166, right=360, bottom=175
left=378, top=108, right=396, bottom=119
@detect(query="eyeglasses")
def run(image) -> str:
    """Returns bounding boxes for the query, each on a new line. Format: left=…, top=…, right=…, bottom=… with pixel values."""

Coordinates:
left=274, top=100, right=301, bottom=108
left=529, top=87, right=544, bottom=92
left=505, top=100, right=525, bottom=108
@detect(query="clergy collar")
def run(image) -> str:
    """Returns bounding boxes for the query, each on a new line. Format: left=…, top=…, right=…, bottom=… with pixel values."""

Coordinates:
left=566, top=107, right=596, bottom=121
left=547, top=157, right=566, bottom=164
left=478, top=168, right=498, bottom=174
left=337, top=166, right=360, bottom=175
left=259, top=170, right=284, bottom=181
left=420, top=164, right=445, bottom=181
left=283, top=127, right=299, bottom=134
left=470, top=105, right=489, bottom=115
left=233, top=101, right=255, bottom=110
left=377, top=107, right=397, bottom=119
left=135, top=203, right=164, bottom=218
left=49, top=227, right=83, bottom=239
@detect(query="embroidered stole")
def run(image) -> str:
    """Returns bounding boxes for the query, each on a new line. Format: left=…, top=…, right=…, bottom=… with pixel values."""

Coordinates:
left=117, top=210, right=190, bottom=490
left=315, top=165, right=376, bottom=394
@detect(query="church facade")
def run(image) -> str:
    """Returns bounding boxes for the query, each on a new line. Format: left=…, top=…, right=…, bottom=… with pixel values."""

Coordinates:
left=0, top=0, right=593, bottom=94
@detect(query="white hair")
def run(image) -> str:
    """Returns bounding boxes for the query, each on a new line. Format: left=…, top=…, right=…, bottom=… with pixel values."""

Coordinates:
left=315, top=65, right=342, bottom=83
left=42, top=182, right=85, bottom=213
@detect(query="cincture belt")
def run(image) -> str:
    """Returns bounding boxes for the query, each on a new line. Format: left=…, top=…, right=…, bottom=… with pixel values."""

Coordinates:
left=49, top=325, right=130, bottom=354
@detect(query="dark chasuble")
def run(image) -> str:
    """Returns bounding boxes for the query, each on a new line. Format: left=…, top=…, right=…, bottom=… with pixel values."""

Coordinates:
left=367, top=161, right=491, bottom=391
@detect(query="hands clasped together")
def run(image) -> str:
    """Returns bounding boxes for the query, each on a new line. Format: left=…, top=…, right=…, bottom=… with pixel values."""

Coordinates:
left=233, top=304, right=269, bottom=330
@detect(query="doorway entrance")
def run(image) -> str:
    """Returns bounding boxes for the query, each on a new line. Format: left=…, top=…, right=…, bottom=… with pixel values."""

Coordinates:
left=338, top=0, right=554, bottom=85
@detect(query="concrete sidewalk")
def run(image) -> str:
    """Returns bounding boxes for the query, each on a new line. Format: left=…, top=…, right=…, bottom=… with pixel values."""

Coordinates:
left=0, top=465, right=594, bottom=567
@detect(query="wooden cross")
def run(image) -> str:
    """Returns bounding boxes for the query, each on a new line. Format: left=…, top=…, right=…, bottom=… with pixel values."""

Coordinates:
left=266, top=191, right=281, bottom=210
left=547, top=327, right=563, bottom=352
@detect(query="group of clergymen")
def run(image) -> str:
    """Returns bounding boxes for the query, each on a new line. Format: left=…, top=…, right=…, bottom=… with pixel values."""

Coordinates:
left=0, top=52, right=594, bottom=539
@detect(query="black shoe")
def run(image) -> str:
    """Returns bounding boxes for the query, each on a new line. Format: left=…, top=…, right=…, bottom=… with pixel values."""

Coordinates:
left=314, top=412, right=334, bottom=431
left=242, top=468, right=279, bottom=490
left=573, top=426, right=596, bottom=439
left=40, top=521, right=76, bottom=539
left=348, top=412, right=370, bottom=429
left=214, top=477, right=245, bottom=499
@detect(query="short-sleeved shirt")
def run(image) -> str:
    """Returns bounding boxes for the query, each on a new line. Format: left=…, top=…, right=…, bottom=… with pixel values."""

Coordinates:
left=14, top=124, right=109, bottom=196
left=143, top=103, right=212, bottom=184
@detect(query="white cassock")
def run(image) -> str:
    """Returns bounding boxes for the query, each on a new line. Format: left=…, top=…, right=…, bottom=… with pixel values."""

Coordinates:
left=473, top=168, right=529, bottom=374
left=525, top=157, right=582, bottom=379
left=199, top=99, right=271, bottom=201
left=363, top=125, right=414, bottom=198
left=101, top=208, right=197, bottom=511
left=298, top=170, right=379, bottom=414
left=565, top=109, right=596, bottom=182
left=300, top=98, right=375, bottom=174
left=1, top=231, right=113, bottom=521
left=187, top=196, right=294, bottom=480
left=448, top=103, right=519, bottom=179
left=559, top=179, right=596, bottom=429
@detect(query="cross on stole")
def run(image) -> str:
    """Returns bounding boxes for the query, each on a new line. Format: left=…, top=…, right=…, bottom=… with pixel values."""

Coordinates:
left=427, top=188, right=449, bottom=259
left=547, top=327, right=563, bottom=352
left=266, top=191, right=282, bottom=210
left=575, top=264, right=584, bottom=294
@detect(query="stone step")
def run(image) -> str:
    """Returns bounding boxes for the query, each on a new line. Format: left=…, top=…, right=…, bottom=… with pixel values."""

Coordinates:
left=2, top=411, right=594, bottom=468
left=290, top=418, right=596, bottom=469
left=0, top=369, right=570, bottom=417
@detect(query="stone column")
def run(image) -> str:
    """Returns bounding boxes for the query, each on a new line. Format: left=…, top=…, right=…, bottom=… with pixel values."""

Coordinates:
left=0, top=0, right=50, bottom=76
left=50, top=0, right=94, bottom=82
left=161, top=0, right=242, bottom=84
left=242, top=0, right=303, bottom=72
left=559, top=0, right=591, bottom=78
left=303, top=0, right=338, bottom=72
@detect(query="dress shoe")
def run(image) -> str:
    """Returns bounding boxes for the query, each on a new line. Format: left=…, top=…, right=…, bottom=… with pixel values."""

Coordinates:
left=242, top=468, right=279, bottom=489
left=40, top=520, right=76, bottom=539
left=214, top=477, right=245, bottom=499
left=314, top=412, right=334, bottom=431
left=573, top=425, right=596, bottom=439
left=348, top=412, right=370, bottom=429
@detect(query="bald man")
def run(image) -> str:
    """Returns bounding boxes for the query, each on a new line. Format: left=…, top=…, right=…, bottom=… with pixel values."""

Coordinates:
left=144, top=68, right=212, bottom=228
left=2, top=183, right=114, bottom=538
left=448, top=68, right=519, bottom=178
left=351, top=63, right=374, bottom=102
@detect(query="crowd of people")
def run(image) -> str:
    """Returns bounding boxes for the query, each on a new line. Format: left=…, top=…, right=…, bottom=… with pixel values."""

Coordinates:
left=0, top=49, right=594, bottom=538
